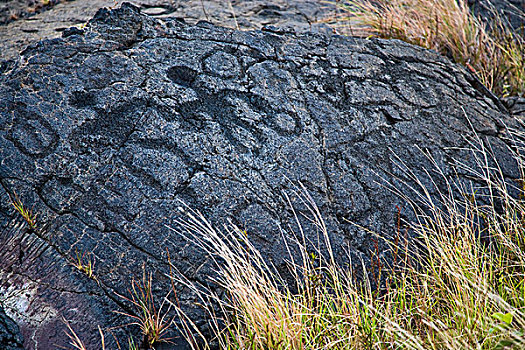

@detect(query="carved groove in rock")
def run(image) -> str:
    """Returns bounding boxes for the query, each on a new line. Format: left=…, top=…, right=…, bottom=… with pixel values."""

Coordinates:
left=0, top=3, right=523, bottom=348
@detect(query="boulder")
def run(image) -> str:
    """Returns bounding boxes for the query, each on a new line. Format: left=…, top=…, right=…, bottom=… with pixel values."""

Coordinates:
left=0, top=3, right=522, bottom=348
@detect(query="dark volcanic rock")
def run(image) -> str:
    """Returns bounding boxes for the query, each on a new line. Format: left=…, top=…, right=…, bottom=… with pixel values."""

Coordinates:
left=469, top=0, right=524, bottom=32
left=0, top=0, right=336, bottom=61
left=0, top=3, right=523, bottom=349
left=0, top=306, right=23, bottom=350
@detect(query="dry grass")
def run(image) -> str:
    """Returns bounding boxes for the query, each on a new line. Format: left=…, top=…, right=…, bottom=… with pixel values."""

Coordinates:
left=63, top=322, right=105, bottom=350
left=62, top=127, right=525, bottom=349
left=326, top=0, right=524, bottom=97
left=10, top=192, right=37, bottom=229
left=167, top=125, right=525, bottom=349
left=114, top=272, right=174, bottom=349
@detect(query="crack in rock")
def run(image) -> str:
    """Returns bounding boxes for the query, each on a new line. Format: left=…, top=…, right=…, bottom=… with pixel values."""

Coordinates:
left=0, top=3, right=523, bottom=348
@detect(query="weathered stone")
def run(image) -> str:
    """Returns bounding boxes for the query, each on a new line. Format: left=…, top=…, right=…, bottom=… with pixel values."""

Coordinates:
left=0, top=3, right=523, bottom=349
left=504, top=96, right=525, bottom=118
left=468, top=0, right=524, bottom=32
left=0, top=0, right=337, bottom=61
left=0, top=305, right=24, bottom=350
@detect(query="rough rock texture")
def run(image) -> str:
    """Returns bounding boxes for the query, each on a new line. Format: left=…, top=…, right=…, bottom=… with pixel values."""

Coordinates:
left=0, top=0, right=337, bottom=61
left=505, top=96, right=525, bottom=116
left=1, top=0, right=523, bottom=63
left=468, top=0, right=524, bottom=32
left=0, top=303, right=24, bottom=350
left=0, top=3, right=524, bottom=349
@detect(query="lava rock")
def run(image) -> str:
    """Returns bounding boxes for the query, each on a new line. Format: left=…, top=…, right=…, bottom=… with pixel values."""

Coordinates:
left=0, top=307, right=23, bottom=350
left=468, top=0, right=524, bottom=32
left=0, top=0, right=335, bottom=61
left=0, top=3, right=523, bottom=349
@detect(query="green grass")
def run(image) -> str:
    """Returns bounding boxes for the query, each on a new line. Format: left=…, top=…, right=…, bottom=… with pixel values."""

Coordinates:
left=71, top=249, right=96, bottom=280
left=326, top=0, right=525, bottom=97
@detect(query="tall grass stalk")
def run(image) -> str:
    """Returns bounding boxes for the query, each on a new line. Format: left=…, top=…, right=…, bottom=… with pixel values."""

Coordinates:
left=328, top=0, right=524, bottom=97
left=169, top=130, right=525, bottom=349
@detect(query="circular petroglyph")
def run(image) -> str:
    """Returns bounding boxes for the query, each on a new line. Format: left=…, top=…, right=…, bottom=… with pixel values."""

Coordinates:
left=9, top=117, right=58, bottom=158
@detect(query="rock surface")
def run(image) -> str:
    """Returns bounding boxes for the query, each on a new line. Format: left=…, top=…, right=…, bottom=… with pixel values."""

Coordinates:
left=0, top=304, right=24, bottom=350
left=0, top=3, right=524, bottom=349
left=468, top=0, right=524, bottom=32
left=0, top=0, right=61, bottom=25
left=1, top=0, right=523, bottom=63
left=0, top=0, right=337, bottom=61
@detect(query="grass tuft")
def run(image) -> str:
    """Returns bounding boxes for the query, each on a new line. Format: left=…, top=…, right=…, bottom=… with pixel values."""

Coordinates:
left=71, top=249, right=96, bottom=280
left=326, top=0, right=525, bottom=97
left=10, top=192, right=37, bottom=229
left=114, top=271, right=174, bottom=349
left=168, top=127, right=525, bottom=349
